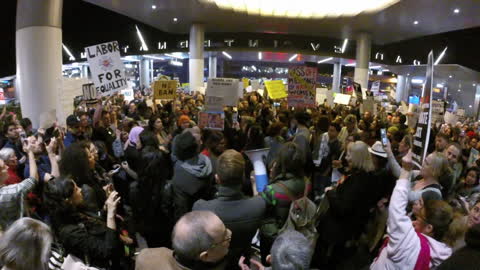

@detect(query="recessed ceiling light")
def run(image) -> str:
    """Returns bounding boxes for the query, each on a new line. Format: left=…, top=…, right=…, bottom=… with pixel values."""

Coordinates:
left=413, top=21, right=419, bottom=25
left=454, top=8, right=460, bottom=14
left=470, top=105, right=473, bottom=108
left=173, top=17, right=178, bottom=22
left=449, top=75, right=453, bottom=78
left=458, top=89, right=461, bottom=92
left=152, top=5, right=156, bottom=9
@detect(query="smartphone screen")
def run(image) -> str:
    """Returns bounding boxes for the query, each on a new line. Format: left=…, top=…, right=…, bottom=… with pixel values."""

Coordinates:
left=380, top=128, right=388, bottom=146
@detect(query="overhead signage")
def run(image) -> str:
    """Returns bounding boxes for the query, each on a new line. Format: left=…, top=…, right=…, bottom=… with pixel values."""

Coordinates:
left=206, top=78, right=240, bottom=106
left=288, top=66, right=317, bottom=108
left=264, top=80, right=287, bottom=99
left=412, top=51, right=434, bottom=168
left=85, top=41, right=127, bottom=96
left=153, top=80, right=177, bottom=100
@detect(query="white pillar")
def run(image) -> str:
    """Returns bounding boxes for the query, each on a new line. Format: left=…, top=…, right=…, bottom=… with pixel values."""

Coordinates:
left=332, top=62, right=342, bottom=93
left=140, top=58, right=150, bottom=89
left=396, top=75, right=407, bottom=102
left=208, top=56, right=217, bottom=78
left=189, top=24, right=205, bottom=91
left=354, top=32, right=372, bottom=99
left=81, top=65, right=89, bottom=79
left=16, top=0, right=63, bottom=129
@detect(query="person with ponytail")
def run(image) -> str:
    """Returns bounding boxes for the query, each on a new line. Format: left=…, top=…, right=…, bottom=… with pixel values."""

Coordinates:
left=370, top=152, right=464, bottom=270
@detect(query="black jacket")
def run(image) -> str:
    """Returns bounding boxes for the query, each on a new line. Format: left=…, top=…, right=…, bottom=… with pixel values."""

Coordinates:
left=318, top=169, right=380, bottom=244
left=193, top=186, right=266, bottom=269
left=58, top=213, right=122, bottom=269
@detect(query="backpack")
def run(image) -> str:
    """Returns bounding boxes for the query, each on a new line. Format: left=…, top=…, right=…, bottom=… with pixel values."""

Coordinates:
left=277, top=180, right=319, bottom=249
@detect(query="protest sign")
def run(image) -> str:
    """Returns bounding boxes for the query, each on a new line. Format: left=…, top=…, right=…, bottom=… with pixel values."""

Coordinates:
left=153, top=80, right=177, bottom=100
left=371, top=80, right=380, bottom=93
left=251, top=80, right=260, bottom=91
left=206, top=78, right=240, bottom=106
left=82, top=83, right=97, bottom=105
left=333, top=93, right=351, bottom=105
left=58, top=77, right=88, bottom=128
left=362, top=97, right=376, bottom=115
left=121, top=88, right=134, bottom=102
left=288, top=66, right=317, bottom=108
left=242, top=78, right=249, bottom=89
left=205, top=96, right=224, bottom=112
left=85, top=41, right=127, bottom=96
left=468, top=148, right=480, bottom=168
left=315, top=88, right=327, bottom=105
left=431, top=100, right=445, bottom=125
left=412, top=51, right=434, bottom=168
left=0, top=89, right=5, bottom=105
left=265, top=80, right=287, bottom=99
left=198, top=111, right=225, bottom=130
left=444, top=111, right=458, bottom=125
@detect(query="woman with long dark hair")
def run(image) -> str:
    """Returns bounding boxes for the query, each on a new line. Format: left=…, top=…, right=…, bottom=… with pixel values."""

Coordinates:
left=43, top=177, right=123, bottom=269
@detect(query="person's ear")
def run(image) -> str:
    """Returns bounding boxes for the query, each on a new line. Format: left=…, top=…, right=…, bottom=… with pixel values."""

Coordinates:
left=215, top=174, right=221, bottom=185
left=425, top=224, right=434, bottom=235
left=266, top=255, right=272, bottom=264
left=199, top=251, right=209, bottom=262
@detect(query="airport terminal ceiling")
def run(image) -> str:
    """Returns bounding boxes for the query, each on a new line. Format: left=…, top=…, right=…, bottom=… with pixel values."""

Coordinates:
left=1, top=0, right=480, bottom=77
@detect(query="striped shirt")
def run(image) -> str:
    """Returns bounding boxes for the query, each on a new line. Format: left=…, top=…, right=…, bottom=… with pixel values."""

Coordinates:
left=0, top=178, right=36, bottom=230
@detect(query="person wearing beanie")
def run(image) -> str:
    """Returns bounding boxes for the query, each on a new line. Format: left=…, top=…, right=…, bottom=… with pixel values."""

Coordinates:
left=178, top=115, right=191, bottom=130
left=171, top=131, right=213, bottom=223
left=437, top=223, right=480, bottom=270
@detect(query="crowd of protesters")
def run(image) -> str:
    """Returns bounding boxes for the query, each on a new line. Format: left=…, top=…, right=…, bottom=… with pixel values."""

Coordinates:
left=0, top=87, right=480, bottom=270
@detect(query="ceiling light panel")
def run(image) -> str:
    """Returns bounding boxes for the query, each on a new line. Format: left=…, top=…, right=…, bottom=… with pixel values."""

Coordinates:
left=202, top=0, right=400, bottom=19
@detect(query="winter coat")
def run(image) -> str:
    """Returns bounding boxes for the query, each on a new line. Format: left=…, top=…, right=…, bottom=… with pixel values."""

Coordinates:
left=171, top=154, right=213, bottom=222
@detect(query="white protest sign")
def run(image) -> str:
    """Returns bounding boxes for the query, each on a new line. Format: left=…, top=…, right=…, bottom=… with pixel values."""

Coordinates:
left=444, top=111, right=458, bottom=125
left=205, top=96, right=224, bottom=112
left=468, top=148, right=480, bottom=168
left=58, top=77, right=88, bottom=127
left=251, top=80, right=260, bottom=91
left=333, top=93, right=351, bottom=105
left=206, top=78, right=240, bottom=106
left=121, top=88, right=134, bottom=102
left=371, top=80, right=380, bottom=93
left=85, top=41, right=127, bottom=96
left=315, top=88, right=327, bottom=105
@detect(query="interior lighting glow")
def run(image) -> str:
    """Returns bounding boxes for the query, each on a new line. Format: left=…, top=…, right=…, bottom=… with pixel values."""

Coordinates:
left=458, top=89, right=461, bottom=92
left=258, top=52, right=262, bottom=60
left=412, top=79, right=424, bottom=84
left=413, top=21, right=419, bottom=25
left=341, top=39, right=348, bottom=53
left=135, top=25, right=149, bottom=51
left=62, top=44, right=76, bottom=61
left=152, top=5, right=157, bottom=9
left=449, top=75, right=453, bottom=78
left=222, top=51, right=232, bottom=59
left=144, top=55, right=164, bottom=61
left=202, top=0, right=399, bottom=19
left=345, top=63, right=356, bottom=67
left=169, top=60, right=183, bottom=66
left=434, top=47, right=448, bottom=65
left=251, top=65, right=257, bottom=71
left=454, top=8, right=460, bottom=14
left=369, top=65, right=381, bottom=69
left=288, top=54, right=298, bottom=62
left=436, top=84, right=444, bottom=88
left=317, top=57, right=333, bottom=64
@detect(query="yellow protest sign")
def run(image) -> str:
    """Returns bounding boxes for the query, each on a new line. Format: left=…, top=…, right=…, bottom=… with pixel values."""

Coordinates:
left=153, top=80, right=177, bottom=100
left=265, top=80, right=287, bottom=99
left=242, top=78, right=250, bottom=89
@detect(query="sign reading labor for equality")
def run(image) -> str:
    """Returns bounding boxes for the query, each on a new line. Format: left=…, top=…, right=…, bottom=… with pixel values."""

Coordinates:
left=153, top=80, right=178, bottom=100
left=85, top=41, right=127, bottom=96
left=287, top=66, right=317, bottom=108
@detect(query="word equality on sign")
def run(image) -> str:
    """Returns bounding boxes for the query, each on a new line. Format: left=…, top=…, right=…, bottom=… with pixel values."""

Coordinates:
left=85, top=41, right=127, bottom=96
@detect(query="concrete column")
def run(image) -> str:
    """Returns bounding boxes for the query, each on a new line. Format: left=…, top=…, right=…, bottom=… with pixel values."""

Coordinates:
left=332, top=62, right=342, bottom=93
left=189, top=24, right=205, bottom=91
left=208, top=56, right=217, bottom=78
left=16, top=0, right=63, bottom=128
left=81, top=65, right=89, bottom=79
left=396, top=75, right=407, bottom=102
left=353, top=32, right=372, bottom=99
left=140, top=58, right=150, bottom=88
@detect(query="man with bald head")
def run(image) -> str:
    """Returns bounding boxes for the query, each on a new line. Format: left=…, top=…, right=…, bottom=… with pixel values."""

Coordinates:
left=135, top=211, right=231, bottom=270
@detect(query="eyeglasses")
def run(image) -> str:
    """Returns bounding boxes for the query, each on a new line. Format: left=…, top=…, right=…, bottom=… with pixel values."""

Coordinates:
left=209, top=229, right=231, bottom=249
